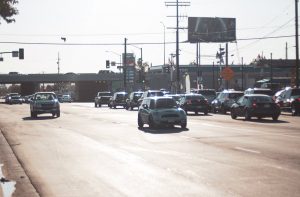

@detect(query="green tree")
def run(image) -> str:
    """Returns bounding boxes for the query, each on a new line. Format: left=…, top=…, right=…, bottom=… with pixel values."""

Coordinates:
left=0, top=0, right=19, bottom=24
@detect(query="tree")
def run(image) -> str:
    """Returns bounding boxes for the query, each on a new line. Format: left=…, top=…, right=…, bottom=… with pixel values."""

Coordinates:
left=0, top=0, right=19, bottom=24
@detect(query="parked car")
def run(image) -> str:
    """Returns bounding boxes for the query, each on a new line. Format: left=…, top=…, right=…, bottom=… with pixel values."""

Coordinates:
left=137, top=90, right=165, bottom=106
left=275, top=87, right=300, bottom=116
left=194, top=89, right=217, bottom=110
left=125, top=91, right=143, bottom=110
left=179, top=94, right=209, bottom=115
left=244, top=88, right=274, bottom=96
left=231, top=94, right=280, bottom=121
left=61, top=94, right=72, bottom=103
left=211, top=90, right=244, bottom=114
left=138, top=97, right=187, bottom=129
left=94, top=91, right=112, bottom=107
left=30, top=92, right=60, bottom=118
left=8, top=94, right=23, bottom=104
left=108, top=92, right=128, bottom=109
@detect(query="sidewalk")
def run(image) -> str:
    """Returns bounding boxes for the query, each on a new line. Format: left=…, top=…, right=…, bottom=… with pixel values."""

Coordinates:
left=0, top=128, right=39, bottom=197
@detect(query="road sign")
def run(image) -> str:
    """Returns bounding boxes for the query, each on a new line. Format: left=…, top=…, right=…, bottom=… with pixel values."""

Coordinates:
left=221, top=67, right=234, bottom=81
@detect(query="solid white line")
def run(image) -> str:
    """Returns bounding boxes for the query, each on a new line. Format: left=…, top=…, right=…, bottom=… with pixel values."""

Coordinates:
left=235, top=147, right=261, bottom=154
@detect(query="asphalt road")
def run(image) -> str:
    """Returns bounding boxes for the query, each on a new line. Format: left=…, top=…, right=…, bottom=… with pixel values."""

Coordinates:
left=0, top=102, right=300, bottom=197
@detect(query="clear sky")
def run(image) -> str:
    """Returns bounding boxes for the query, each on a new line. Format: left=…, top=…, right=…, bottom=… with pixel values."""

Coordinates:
left=0, top=0, right=296, bottom=74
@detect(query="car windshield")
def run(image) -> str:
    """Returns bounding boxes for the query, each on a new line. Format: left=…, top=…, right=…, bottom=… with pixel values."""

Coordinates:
left=134, top=93, right=143, bottom=99
left=149, top=92, right=164, bottom=97
left=150, top=98, right=177, bottom=109
left=228, top=93, right=244, bottom=99
left=35, top=93, right=56, bottom=101
left=250, top=96, right=273, bottom=103
left=186, top=95, right=205, bottom=101
left=253, top=90, right=273, bottom=96
left=291, top=89, right=300, bottom=97
left=116, top=94, right=127, bottom=99
left=99, top=92, right=111, bottom=96
left=197, top=90, right=216, bottom=96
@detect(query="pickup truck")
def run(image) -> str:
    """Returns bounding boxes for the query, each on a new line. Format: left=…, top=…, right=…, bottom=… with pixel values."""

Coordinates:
left=94, top=92, right=112, bottom=107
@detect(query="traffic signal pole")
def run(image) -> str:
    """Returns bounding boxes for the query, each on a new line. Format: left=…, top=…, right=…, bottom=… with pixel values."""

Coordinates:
left=124, top=38, right=127, bottom=92
left=295, top=0, right=299, bottom=87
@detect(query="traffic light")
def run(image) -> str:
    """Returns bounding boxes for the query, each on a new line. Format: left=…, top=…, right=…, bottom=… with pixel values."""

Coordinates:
left=19, top=48, right=24, bottom=59
left=106, top=60, right=110, bottom=68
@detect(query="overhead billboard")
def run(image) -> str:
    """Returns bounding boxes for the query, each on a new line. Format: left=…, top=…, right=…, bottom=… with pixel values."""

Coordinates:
left=188, top=17, right=236, bottom=43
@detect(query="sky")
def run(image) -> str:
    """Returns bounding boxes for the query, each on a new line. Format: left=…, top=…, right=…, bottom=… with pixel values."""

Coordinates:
left=0, top=0, right=297, bottom=74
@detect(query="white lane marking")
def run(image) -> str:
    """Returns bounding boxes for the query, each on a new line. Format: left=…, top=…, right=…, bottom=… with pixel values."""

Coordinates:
left=235, top=147, right=261, bottom=154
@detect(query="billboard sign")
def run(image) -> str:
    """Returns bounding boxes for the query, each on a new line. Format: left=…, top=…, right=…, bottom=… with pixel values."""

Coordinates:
left=188, top=17, right=236, bottom=43
left=122, top=53, right=135, bottom=67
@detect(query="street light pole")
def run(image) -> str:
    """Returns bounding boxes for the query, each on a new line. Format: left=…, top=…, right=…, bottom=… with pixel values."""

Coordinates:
left=160, top=22, right=166, bottom=67
left=295, top=0, right=299, bottom=87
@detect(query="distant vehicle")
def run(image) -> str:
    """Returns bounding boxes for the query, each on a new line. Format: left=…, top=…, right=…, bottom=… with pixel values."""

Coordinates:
left=5, top=93, right=20, bottom=104
left=231, top=94, right=280, bottom=121
left=244, top=88, right=274, bottom=96
left=125, top=91, right=143, bottom=110
left=194, top=89, right=217, bottom=110
left=23, top=95, right=33, bottom=104
left=30, top=92, right=60, bottom=118
left=138, top=96, right=187, bottom=129
left=164, top=94, right=182, bottom=104
left=61, top=94, right=72, bottom=103
left=8, top=94, right=23, bottom=105
left=179, top=94, right=209, bottom=115
left=138, top=90, right=165, bottom=106
left=211, top=90, right=244, bottom=114
left=109, top=92, right=128, bottom=109
left=275, top=87, right=300, bottom=116
left=94, top=91, right=112, bottom=107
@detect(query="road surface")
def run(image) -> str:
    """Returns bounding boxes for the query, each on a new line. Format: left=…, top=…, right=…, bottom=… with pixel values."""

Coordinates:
left=0, top=102, right=300, bottom=197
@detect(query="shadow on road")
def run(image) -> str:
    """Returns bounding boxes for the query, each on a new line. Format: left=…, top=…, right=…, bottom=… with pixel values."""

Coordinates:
left=237, top=118, right=290, bottom=124
left=186, top=113, right=213, bottom=117
left=138, top=126, right=188, bottom=134
left=22, top=116, right=57, bottom=121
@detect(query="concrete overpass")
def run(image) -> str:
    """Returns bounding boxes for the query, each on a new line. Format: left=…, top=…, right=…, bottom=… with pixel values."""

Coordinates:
left=0, top=72, right=123, bottom=101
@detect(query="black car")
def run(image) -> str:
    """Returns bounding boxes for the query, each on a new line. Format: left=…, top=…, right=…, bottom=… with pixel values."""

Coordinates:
left=137, top=90, right=165, bottom=106
left=179, top=94, right=209, bottom=115
left=211, top=90, right=244, bottom=114
left=109, top=92, right=128, bottom=109
left=231, top=94, right=280, bottom=121
left=125, top=91, right=143, bottom=110
left=275, top=87, right=300, bottom=116
left=194, top=89, right=217, bottom=111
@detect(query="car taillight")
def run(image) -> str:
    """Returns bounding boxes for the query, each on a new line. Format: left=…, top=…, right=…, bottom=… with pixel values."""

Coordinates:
left=187, top=100, right=192, bottom=105
left=252, top=103, right=257, bottom=108
left=297, top=98, right=300, bottom=102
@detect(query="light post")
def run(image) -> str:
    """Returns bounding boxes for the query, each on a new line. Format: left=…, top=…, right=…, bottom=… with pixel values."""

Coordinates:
left=160, top=21, right=166, bottom=67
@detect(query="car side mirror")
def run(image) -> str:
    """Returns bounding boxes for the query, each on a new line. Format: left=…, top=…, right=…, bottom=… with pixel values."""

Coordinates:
left=142, top=104, right=148, bottom=109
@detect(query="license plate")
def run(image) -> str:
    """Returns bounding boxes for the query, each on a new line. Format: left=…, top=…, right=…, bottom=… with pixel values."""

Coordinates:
left=264, top=104, right=270, bottom=108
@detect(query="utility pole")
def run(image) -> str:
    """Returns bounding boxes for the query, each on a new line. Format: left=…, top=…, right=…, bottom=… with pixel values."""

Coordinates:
left=241, top=57, right=244, bottom=90
left=295, top=0, right=299, bottom=87
left=213, top=61, right=215, bottom=90
left=270, top=53, right=273, bottom=87
left=57, top=52, right=60, bottom=74
left=286, top=42, right=288, bottom=60
left=165, top=0, right=190, bottom=93
left=160, top=22, right=166, bottom=67
left=225, top=43, right=229, bottom=89
left=124, top=38, right=127, bottom=92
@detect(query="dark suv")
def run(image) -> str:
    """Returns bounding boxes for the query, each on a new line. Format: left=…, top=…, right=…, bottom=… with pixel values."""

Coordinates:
left=108, top=92, right=128, bottom=109
left=275, top=87, right=300, bottom=115
left=179, top=94, right=209, bottom=115
left=211, top=90, right=244, bottom=114
left=194, top=89, right=217, bottom=110
left=125, top=91, right=143, bottom=110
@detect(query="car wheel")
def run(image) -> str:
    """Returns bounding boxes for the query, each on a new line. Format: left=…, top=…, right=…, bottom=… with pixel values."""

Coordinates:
left=231, top=109, right=237, bottom=119
left=291, top=104, right=297, bottom=116
left=138, top=114, right=143, bottom=128
left=94, top=103, right=97, bottom=108
left=149, top=116, right=155, bottom=129
left=212, top=107, right=217, bottom=114
left=272, top=115, right=279, bottom=121
left=204, top=109, right=208, bottom=115
left=221, top=106, right=227, bottom=114
left=195, top=111, right=198, bottom=115
left=113, top=105, right=116, bottom=109
left=99, top=104, right=101, bottom=107
left=57, top=111, right=60, bottom=117
left=245, top=109, right=251, bottom=120
left=52, top=113, right=55, bottom=117
left=257, top=116, right=262, bottom=120
left=30, top=111, right=34, bottom=118
left=181, top=122, right=187, bottom=129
